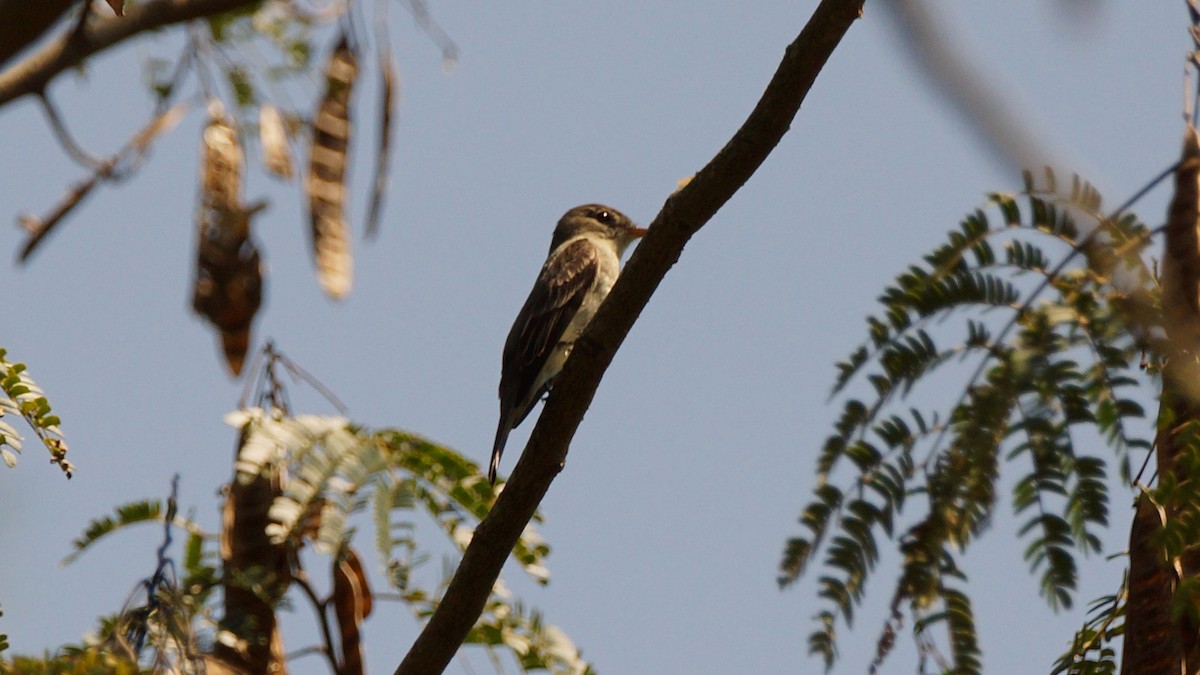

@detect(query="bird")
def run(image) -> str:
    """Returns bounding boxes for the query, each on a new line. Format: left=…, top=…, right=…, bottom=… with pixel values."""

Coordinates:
left=490, top=204, right=647, bottom=484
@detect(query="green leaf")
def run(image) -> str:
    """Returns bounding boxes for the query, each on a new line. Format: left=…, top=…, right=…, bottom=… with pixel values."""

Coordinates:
left=784, top=173, right=1154, bottom=670
left=226, top=66, right=257, bottom=108
left=64, top=499, right=163, bottom=565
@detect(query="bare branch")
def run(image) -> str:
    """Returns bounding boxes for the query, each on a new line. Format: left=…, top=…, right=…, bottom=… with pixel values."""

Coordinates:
left=18, top=100, right=188, bottom=263
left=393, top=0, right=866, bottom=672
left=293, top=570, right=341, bottom=674
left=881, top=0, right=1061, bottom=172
left=17, top=174, right=103, bottom=262
left=0, top=0, right=260, bottom=107
left=38, top=91, right=107, bottom=170
left=401, top=0, right=458, bottom=68
left=0, top=0, right=78, bottom=70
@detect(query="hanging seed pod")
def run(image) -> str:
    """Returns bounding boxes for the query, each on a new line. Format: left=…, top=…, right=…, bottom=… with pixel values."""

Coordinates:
left=192, top=100, right=266, bottom=376
left=365, top=49, right=399, bottom=240
left=259, top=103, right=294, bottom=180
left=201, top=103, right=242, bottom=216
left=332, top=546, right=373, bottom=675
left=192, top=211, right=266, bottom=376
left=1162, top=124, right=1200, bottom=353
left=306, top=33, right=359, bottom=300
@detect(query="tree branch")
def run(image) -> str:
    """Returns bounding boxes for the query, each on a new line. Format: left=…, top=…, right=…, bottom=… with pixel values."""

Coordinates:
left=0, top=0, right=259, bottom=107
left=38, top=91, right=107, bottom=169
left=393, top=1, right=866, bottom=673
left=0, top=0, right=79, bottom=70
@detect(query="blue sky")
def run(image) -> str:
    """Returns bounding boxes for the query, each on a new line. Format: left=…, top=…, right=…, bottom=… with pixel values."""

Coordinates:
left=0, top=2, right=1184, bottom=673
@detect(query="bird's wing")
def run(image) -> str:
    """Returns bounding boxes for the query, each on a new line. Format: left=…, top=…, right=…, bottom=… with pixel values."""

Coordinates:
left=500, top=238, right=599, bottom=425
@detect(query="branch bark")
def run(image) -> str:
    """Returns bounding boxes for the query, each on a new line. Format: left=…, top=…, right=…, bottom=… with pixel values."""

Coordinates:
left=0, top=0, right=259, bottom=107
left=0, top=0, right=79, bottom=70
left=394, top=1, right=866, bottom=673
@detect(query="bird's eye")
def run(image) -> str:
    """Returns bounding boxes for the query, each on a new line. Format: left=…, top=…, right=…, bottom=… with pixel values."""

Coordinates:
left=596, top=210, right=612, bottom=223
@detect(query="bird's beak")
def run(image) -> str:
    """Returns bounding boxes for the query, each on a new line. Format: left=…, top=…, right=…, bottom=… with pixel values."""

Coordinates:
left=627, top=226, right=648, bottom=238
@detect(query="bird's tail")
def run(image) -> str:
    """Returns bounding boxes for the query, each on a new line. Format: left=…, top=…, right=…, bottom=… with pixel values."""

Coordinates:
left=489, top=420, right=511, bottom=485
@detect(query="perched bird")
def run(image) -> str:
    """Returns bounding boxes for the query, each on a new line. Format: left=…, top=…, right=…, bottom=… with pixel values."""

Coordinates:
left=490, top=204, right=647, bottom=484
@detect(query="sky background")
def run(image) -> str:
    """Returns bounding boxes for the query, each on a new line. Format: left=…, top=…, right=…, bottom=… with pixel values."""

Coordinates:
left=0, top=1, right=1185, bottom=673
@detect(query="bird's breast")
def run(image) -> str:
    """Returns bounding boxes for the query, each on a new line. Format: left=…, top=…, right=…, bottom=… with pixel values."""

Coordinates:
left=562, top=250, right=620, bottom=342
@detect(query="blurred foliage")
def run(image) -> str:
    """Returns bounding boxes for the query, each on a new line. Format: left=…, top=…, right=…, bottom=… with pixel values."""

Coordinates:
left=780, top=170, right=1158, bottom=673
left=1, top=651, right=140, bottom=675
left=2, top=407, right=588, bottom=674
left=1051, top=584, right=1124, bottom=675
left=0, top=348, right=71, bottom=477
left=229, top=408, right=583, bottom=671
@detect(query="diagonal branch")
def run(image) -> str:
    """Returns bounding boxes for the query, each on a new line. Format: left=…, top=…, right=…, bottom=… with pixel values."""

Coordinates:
left=0, top=0, right=259, bottom=107
left=393, top=1, right=866, bottom=673
left=0, top=0, right=79, bottom=70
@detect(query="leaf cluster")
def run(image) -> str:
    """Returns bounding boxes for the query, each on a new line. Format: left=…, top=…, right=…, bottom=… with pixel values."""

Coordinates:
left=780, top=171, right=1156, bottom=673
left=21, top=487, right=216, bottom=673
left=25, top=407, right=586, bottom=674
left=0, top=348, right=72, bottom=476
left=1051, top=585, right=1124, bottom=675
left=230, top=408, right=587, bottom=673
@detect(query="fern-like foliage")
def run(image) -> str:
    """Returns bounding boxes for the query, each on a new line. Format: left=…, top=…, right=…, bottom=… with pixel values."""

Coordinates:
left=780, top=170, right=1155, bottom=673
left=465, top=589, right=596, bottom=675
left=63, top=498, right=206, bottom=566
left=0, top=348, right=71, bottom=477
left=50, top=479, right=218, bottom=673
left=43, top=406, right=588, bottom=674
left=229, top=407, right=584, bottom=673
left=1051, top=583, right=1124, bottom=675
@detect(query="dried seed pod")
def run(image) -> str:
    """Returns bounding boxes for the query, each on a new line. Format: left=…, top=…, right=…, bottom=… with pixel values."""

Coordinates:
left=259, top=103, right=294, bottom=180
left=192, top=101, right=266, bottom=376
left=201, top=101, right=243, bottom=224
left=1162, top=124, right=1200, bottom=353
left=306, top=33, right=359, bottom=300
left=332, top=546, right=372, bottom=675
left=365, top=50, right=399, bottom=240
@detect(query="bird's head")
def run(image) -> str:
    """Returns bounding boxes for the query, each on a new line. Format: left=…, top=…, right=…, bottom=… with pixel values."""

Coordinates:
left=551, top=204, right=647, bottom=253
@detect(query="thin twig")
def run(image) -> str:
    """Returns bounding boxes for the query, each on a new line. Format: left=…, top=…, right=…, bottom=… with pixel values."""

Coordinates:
left=18, top=99, right=190, bottom=263
left=17, top=174, right=102, bottom=262
left=292, top=570, right=341, bottom=673
left=401, top=0, right=457, bottom=67
left=285, top=645, right=330, bottom=662
left=38, top=91, right=107, bottom=170
left=278, top=351, right=349, bottom=415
